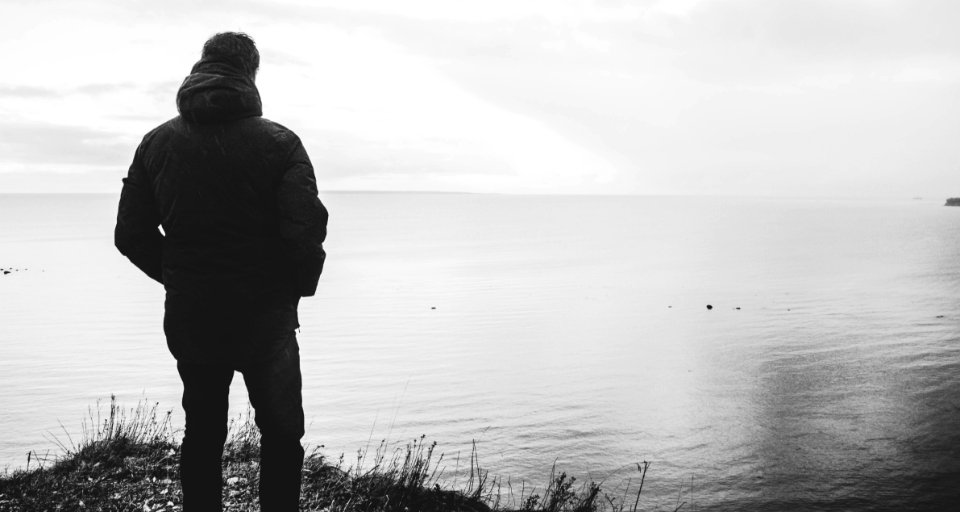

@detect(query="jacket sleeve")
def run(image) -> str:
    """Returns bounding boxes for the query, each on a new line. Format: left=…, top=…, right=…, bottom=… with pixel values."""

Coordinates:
left=277, top=138, right=328, bottom=297
left=115, top=143, right=164, bottom=284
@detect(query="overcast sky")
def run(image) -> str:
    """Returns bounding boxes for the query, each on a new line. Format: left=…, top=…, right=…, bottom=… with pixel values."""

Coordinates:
left=1, top=0, right=958, bottom=196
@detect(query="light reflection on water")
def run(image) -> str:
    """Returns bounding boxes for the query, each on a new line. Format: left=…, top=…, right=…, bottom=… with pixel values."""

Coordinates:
left=1, top=193, right=958, bottom=510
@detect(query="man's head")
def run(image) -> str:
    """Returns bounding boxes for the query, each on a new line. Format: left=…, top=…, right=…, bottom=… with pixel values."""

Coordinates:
left=201, top=32, right=259, bottom=79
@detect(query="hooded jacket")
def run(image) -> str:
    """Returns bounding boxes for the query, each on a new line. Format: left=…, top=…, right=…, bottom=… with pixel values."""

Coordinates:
left=115, top=58, right=328, bottom=364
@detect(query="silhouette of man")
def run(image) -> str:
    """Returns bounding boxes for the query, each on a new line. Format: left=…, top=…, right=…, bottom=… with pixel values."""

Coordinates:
left=115, top=32, right=327, bottom=511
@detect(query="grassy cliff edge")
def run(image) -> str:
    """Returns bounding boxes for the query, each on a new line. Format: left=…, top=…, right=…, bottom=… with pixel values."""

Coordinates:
left=0, top=398, right=659, bottom=512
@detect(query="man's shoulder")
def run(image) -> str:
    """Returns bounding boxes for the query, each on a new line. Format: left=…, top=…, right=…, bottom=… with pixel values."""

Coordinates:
left=138, top=116, right=183, bottom=145
left=252, top=117, right=301, bottom=146
left=138, top=116, right=301, bottom=149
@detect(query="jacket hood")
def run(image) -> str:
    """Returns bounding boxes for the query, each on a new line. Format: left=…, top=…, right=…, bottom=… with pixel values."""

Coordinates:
left=176, top=58, right=262, bottom=124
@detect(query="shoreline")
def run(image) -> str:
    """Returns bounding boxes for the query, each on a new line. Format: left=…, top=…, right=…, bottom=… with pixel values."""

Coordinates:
left=0, top=398, right=652, bottom=512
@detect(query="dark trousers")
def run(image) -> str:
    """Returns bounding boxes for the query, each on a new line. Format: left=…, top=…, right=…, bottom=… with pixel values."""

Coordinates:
left=176, top=336, right=305, bottom=511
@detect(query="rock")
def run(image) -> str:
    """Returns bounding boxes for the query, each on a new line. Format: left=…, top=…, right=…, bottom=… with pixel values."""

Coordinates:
left=706, top=304, right=713, bottom=310
left=946, top=198, right=960, bottom=206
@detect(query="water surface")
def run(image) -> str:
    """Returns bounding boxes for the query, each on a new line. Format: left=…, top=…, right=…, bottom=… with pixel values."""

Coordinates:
left=1, top=193, right=958, bottom=510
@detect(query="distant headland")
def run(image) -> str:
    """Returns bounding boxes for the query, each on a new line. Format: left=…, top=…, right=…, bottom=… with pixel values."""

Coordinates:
left=946, top=198, right=960, bottom=206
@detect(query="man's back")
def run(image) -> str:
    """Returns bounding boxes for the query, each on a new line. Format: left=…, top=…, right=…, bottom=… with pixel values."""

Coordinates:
left=114, top=32, right=324, bottom=511
left=116, top=55, right=327, bottom=364
left=145, top=117, right=302, bottom=299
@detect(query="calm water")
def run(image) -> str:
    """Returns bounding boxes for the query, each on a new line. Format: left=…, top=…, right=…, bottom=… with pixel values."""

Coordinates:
left=1, top=193, right=958, bottom=510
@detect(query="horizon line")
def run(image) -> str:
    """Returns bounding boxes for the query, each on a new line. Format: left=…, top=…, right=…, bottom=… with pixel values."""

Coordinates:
left=0, top=190, right=952, bottom=201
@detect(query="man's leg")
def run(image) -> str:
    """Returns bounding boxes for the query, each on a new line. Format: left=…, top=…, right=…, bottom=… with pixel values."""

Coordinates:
left=177, top=361, right=235, bottom=512
left=242, top=334, right=305, bottom=511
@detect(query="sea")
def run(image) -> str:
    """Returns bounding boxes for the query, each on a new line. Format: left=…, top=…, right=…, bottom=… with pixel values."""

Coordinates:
left=0, top=192, right=958, bottom=511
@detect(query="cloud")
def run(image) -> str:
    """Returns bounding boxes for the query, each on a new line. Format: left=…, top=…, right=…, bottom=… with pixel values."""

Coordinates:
left=74, top=82, right=141, bottom=96
left=0, top=120, right=131, bottom=169
left=3, top=0, right=959, bottom=196
left=0, top=85, right=61, bottom=98
left=0, top=83, right=146, bottom=99
left=661, top=0, right=960, bottom=86
left=694, top=0, right=960, bottom=58
left=328, top=0, right=960, bottom=195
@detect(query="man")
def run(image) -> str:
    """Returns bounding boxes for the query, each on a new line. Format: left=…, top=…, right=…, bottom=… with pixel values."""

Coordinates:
left=115, top=32, right=328, bottom=511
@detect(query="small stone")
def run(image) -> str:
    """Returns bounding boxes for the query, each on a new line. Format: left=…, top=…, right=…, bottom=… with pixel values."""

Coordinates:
left=706, top=304, right=713, bottom=310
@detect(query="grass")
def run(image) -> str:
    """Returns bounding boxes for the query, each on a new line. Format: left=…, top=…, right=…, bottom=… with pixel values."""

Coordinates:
left=0, top=397, right=178, bottom=511
left=0, top=397, right=669, bottom=512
